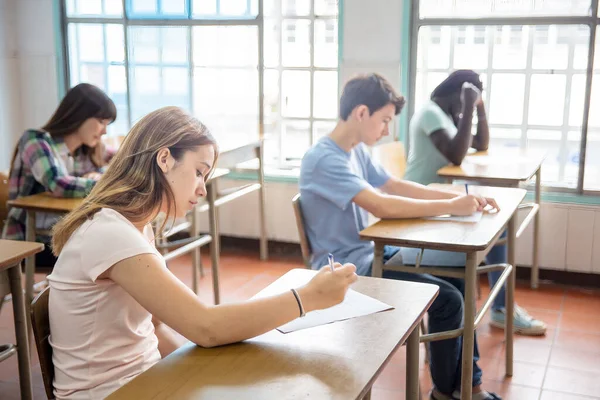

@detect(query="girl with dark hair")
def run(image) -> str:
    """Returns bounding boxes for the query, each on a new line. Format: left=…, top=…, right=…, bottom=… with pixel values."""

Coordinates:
left=405, top=70, right=547, bottom=337
left=2, top=83, right=117, bottom=268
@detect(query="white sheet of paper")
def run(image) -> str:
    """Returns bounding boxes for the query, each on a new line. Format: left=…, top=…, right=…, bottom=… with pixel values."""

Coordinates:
left=426, top=211, right=482, bottom=223
left=253, top=269, right=394, bottom=334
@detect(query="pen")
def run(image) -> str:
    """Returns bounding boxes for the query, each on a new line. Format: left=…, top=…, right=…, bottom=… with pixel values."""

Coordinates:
left=328, top=253, right=335, bottom=272
left=465, top=183, right=469, bottom=195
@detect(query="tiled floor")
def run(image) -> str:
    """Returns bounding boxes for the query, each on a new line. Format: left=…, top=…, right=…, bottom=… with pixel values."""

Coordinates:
left=1, top=248, right=600, bottom=399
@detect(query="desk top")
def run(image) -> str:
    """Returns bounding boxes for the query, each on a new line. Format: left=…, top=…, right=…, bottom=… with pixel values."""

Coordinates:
left=107, top=269, right=439, bottom=400
left=0, top=240, right=44, bottom=270
left=360, top=185, right=526, bottom=252
left=7, top=193, right=83, bottom=213
left=6, top=168, right=232, bottom=213
left=437, top=149, right=546, bottom=183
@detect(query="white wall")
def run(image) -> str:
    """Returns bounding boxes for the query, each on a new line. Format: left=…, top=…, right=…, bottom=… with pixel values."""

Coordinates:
left=0, top=0, right=58, bottom=171
left=0, top=0, right=21, bottom=170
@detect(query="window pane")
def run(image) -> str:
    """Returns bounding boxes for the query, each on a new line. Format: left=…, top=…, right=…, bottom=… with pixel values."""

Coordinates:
left=314, top=19, right=338, bottom=68
left=193, top=26, right=258, bottom=67
left=528, top=74, right=566, bottom=126
left=489, top=74, right=525, bottom=125
left=569, top=74, right=586, bottom=127
left=106, top=25, right=125, bottom=63
left=129, top=26, right=188, bottom=65
left=219, top=0, right=249, bottom=16
left=526, top=130, right=578, bottom=187
left=532, top=25, right=569, bottom=70
left=313, top=71, right=338, bottom=119
left=282, top=19, right=311, bottom=67
left=193, top=67, right=259, bottom=145
left=453, top=26, right=489, bottom=69
left=417, top=26, right=451, bottom=70
left=313, top=120, right=336, bottom=143
left=414, top=72, right=446, bottom=109
left=282, top=0, right=310, bottom=16
left=492, top=26, right=528, bottom=69
left=264, top=19, right=280, bottom=68
left=131, top=0, right=157, bottom=14
left=264, top=69, right=280, bottom=121
left=106, top=65, right=129, bottom=136
left=282, top=120, right=311, bottom=163
left=282, top=70, right=310, bottom=118
left=419, top=0, right=591, bottom=18
left=193, top=0, right=216, bottom=15
left=68, top=0, right=102, bottom=16
left=79, top=64, right=105, bottom=88
left=162, top=0, right=186, bottom=14
left=489, top=128, right=521, bottom=148
left=76, top=24, right=104, bottom=62
left=104, top=0, right=123, bottom=16
left=315, top=0, right=338, bottom=16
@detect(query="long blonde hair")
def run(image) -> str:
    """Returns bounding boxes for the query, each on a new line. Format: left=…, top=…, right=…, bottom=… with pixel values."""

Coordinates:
left=52, top=106, right=218, bottom=255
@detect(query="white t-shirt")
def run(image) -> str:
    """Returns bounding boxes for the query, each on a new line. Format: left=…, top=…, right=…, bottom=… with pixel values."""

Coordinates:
left=47, top=208, right=163, bottom=400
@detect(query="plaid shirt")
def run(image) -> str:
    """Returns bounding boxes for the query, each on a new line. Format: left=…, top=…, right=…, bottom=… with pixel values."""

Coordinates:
left=1, top=130, right=114, bottom=242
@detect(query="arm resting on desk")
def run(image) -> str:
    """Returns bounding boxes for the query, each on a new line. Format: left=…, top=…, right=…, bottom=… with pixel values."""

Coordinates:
left=353, top=187, right=461, bottom=219
left=105, top=254, right=356, bottom=348
left=380, top=177, right=460, bottom=200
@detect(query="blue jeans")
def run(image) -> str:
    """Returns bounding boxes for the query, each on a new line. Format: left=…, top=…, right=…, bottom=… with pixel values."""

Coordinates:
left=486, top=230, right=508, bottom=311
left=368, top=246, right=483, bottom=395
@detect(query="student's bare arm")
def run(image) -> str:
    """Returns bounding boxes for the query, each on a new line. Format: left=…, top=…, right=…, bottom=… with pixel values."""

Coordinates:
left=380, top=177, right=460, bottom=200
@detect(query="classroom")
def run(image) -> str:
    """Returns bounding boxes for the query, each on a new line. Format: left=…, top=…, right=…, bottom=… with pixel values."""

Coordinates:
left=1, top=1, right=599, bottom=399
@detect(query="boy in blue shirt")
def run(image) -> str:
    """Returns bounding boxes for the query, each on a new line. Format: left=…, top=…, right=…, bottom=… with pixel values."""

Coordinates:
left=300, top=73, right=501, bottom=400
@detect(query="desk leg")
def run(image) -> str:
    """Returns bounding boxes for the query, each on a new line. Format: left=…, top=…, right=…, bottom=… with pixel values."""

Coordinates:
left=257, top=144, right=268, bottom=261
left=8, top=262, right=33, bottom=400
left=406, top=326, right=420, bottom=400
left=532, top=168, right=541, bottom=289
left=460, top=252, right=477, bottom=400
left=506, top=214, right=516, bottom=376
left=207, top=183, right=220, bottom=305
left=362, top=389, right=371, bottom=400
left=372, top=243, right=384, bottom=278
left=25, top=211, right=36, bottom=334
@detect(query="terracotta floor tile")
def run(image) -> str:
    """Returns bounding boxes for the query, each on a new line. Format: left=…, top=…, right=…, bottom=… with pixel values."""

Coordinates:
left=549, top=347, right=600, bottom=374
left=540, top=390, right=600, bottom=400
left=543, top=367, right=600, bottom=398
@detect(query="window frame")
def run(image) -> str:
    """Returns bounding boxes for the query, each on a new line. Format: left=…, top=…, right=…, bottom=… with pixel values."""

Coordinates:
left=407, top=0, right=600, bottom=194
left=59, top=0, right=339, bottom=171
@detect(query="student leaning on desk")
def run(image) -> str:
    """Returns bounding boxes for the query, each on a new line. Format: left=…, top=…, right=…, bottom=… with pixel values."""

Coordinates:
left=1, top=83, right=117, bottom=269
left=404, top=70, right=547, bottom=336
left=46, top=106, right=358, bottom=400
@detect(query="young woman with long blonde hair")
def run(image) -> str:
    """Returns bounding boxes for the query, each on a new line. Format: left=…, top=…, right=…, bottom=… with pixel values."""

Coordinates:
left=48, top=106, right=357, bottom=400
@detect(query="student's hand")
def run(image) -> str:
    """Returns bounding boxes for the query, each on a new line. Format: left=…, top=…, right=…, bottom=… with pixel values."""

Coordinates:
left=83, top=172, right=102, bottom=181
left=449, top=194, right=481, bottom=216
left=298, top=263, right=358, bottom=313
left=460, top=82, right=482, bottom=109
left=481, top=196, right=500, bottom=212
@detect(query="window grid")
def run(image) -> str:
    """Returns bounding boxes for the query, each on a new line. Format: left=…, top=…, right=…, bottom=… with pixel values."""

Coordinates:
left=63, top=0, right=338, bottom=170
left=410, top=0, right=600, bottom=192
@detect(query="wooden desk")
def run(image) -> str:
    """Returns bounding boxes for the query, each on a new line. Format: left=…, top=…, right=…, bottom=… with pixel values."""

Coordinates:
left=0, top=239, right=44, bottom=400
left=437, top=149, right=545, bottom=289
left=360, top=185, right=526, bottom=400
left=7, top=168, right=232, bottom=308
left=107, top=269, right=438, bottom=400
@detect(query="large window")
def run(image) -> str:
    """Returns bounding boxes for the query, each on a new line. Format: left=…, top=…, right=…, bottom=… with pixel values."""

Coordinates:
left=62, top=0, right=338, bottom=169
left=411, top=0, right=600, bottom=192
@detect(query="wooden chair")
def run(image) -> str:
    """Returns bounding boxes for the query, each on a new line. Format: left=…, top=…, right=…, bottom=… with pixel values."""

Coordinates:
left=372, top=141, right=406, bottom=179
left=30, top=287, right=55, bottom=399
left=292, top=194, right=312, bottom=269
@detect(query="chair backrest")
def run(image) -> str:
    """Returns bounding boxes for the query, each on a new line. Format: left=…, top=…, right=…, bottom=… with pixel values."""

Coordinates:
left=30, top=287, right=55, bottom=399
left=372, top=141, right=406, bottom=179
left=0, top=170, right=9, bottom=233
left=291, top=194, right=312, bottom=269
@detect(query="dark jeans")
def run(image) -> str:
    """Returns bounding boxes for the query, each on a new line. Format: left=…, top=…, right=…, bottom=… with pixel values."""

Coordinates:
left=367, top=245, right=482, bottom=395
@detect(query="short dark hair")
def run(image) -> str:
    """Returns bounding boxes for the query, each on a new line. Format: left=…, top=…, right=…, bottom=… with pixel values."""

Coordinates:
left=339, top=73, right=405, bottom=121
left=431, top=70, right=483, bottom=99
